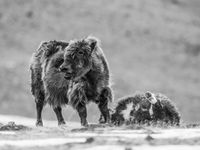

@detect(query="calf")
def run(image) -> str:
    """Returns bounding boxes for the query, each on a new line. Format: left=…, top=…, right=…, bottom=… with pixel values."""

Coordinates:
left=111, top=92, right=180, bottom=126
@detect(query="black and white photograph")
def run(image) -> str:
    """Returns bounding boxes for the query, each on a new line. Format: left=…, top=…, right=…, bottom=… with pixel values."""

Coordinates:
left=0, top=0, right=200, bottom=149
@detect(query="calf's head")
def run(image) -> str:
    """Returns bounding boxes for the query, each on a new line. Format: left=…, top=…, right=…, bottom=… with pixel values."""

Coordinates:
left=60, top=36, right=98, bottom=80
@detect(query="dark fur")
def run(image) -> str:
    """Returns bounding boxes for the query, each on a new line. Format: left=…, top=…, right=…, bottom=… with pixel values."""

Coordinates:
left=111, top=92, right=181, bottom=126
left=111, top=93, right=152, bottom=126
left=60, top=36, right=113, bottom=126
left=30, top=37, right=113, bottom=126
left=30, top=40, right=69, bottom=126
left=152, top=93, right=181, bottom=126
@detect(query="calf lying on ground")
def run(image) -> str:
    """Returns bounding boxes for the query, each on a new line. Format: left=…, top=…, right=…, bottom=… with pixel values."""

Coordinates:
left=111, top=91, right=181, bottom=126
left=30, top=36, right=113, bottom=126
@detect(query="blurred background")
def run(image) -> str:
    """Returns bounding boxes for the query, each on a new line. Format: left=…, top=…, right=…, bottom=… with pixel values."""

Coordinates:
left=0, top=0, right=200, bottom=124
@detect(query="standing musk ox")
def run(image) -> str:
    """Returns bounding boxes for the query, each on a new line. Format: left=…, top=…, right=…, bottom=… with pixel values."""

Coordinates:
left=111, top=92, right=180, bottom=126
left=30, top=36, right=113, bottom=127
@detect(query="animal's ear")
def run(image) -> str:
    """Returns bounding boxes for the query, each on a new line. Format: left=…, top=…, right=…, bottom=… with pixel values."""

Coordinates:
left=85, top=36, right=100, bottom=52
left=145, top=91, right=152, bottom=98
left=56, top=41, right=69, bottom=50
left=42, top=40, right=69, bottom=59
left=37, top=41, right=50, bottom=57
left=43, top=42, right=57, bottom=58
left=40, top=41, right=58, bottom=60
left=145, top=91, right=157, bottom=104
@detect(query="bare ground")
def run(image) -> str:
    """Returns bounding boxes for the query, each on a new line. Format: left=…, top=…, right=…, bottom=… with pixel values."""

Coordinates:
left=0, top=115, right=200, bottom=150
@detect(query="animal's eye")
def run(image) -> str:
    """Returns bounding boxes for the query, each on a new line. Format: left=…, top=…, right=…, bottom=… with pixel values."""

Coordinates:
left=78, top=51, right=84, bottom=55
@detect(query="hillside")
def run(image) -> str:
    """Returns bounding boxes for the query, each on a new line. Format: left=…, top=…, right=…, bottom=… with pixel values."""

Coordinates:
left=0, top=0, right=200, bottom=123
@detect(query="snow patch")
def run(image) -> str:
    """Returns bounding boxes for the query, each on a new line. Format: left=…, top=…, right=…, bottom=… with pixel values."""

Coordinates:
left=85, top=145, right=200, bottom=150
left=67, top=128, right=200, bottom=139
left=0, top=131, right=16, bottom=135
left=0, top=138, right=86, bottom=147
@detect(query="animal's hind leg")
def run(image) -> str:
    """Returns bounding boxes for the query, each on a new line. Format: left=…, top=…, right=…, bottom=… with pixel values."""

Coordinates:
left=98, top=101, right=110, bottom=124
left=53, top=106, right=66, bottom=126
left=31, top=67, right=45, bottom=126
left=35, top=92, right=45, bottom=126
left=98, top=87, right=112, bottom=124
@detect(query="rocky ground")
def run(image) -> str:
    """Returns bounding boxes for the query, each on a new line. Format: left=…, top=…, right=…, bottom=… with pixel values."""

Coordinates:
left=0, top=115, right=200, bottom=150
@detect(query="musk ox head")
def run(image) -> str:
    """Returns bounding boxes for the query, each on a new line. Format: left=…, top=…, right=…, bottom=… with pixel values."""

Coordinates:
left=59, top=36, right=99, bottom=80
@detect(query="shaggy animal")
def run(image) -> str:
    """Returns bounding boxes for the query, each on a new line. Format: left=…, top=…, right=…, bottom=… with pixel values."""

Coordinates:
left=59, top=36, right=113, bottom=126
left=111, top=92, right=152, bottom=126
left=111, top=92, right=180, bottom=126
left=30, top=40, right=69, bottom=126
left=149, top=92, right=181, bottom=126
left=30, top=36, right=112, bottom=127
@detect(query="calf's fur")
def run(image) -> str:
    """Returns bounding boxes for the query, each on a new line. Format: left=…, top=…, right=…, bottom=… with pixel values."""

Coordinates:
left=111, top=92, right=181, bottom=126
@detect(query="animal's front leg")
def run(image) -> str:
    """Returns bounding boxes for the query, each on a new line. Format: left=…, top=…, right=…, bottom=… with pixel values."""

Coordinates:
left=76, top=103, right=88, bottom=127
left=68, top=81, right=88, bottom=127
left=53, top=106, right=66, bottom=126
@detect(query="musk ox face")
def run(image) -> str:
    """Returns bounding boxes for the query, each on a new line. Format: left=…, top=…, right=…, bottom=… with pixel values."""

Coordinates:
left=60, top=37, right=97, bottom=80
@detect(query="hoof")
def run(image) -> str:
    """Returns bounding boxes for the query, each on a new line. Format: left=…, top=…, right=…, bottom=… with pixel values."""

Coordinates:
left=59, top=124, right=68, bottom=130
left=58, top=120, right=66, bottom=126
left=81, top=121, right=89, bottom=127
left=99, top=120, right=106, bottom=124
left=36, top=120, right=43, bottom=127
left=99, top=118, right=111, bottom=124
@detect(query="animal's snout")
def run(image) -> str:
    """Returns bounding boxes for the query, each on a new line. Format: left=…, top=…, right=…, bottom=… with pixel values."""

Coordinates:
left=59, top=65, right=73, bottom=80
left=59, top=65, right=73, bottom=73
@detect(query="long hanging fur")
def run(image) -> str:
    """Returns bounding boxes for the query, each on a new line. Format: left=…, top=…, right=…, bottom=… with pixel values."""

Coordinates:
left=111, top=92, right=181, bottom=126
left=152, top=93, right=181, bottom=125
left=30, top=37, right=113, bottom=126
left=30, top=40, right=69, bottom=106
